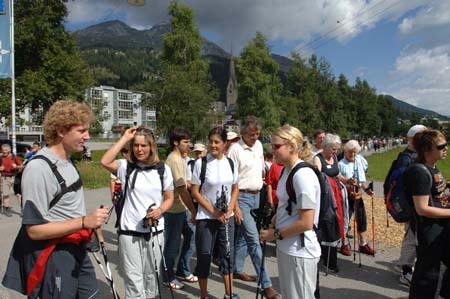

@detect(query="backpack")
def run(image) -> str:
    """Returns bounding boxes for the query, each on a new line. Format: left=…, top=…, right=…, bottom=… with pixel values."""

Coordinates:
left=114, top=161, right=165, bottom=229
left=188, top=159, right=196, bottom=173
left=13, top=156, right=82, bottom=202
left=284, top=162, right=340, bottom=244
left=385, top=161, right=431, bottom=223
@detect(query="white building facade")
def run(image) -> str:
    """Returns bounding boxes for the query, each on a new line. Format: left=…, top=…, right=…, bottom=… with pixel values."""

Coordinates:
left=86, top=85, right=157, bottom=137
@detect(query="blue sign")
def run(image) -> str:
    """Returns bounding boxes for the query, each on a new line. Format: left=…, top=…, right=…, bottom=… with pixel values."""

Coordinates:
left=0, top=0, right=11, bottom=78
left=0, top=0, right=4, bottom=15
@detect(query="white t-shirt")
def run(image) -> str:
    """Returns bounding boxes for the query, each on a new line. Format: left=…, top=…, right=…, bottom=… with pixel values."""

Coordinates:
left=117, top=159, right=174, bottom=232
left=275, top=160, right=321, bottom=258
left=191, top=154, right=239, bottom=220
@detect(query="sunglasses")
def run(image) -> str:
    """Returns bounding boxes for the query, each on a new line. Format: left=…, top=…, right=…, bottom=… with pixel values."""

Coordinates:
left=271, top=143, right=286, bottom=150
left=436, top=143, right=448, bottom=151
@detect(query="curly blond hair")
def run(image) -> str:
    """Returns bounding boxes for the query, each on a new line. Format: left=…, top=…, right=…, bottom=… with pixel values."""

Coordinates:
left=43, top=100, right=95, bottom=146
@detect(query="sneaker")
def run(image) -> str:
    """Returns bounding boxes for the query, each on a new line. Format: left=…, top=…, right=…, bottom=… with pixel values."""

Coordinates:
left=163, top=279, right=184, bottom=290
left=399, top=271, right=412, bottom=286
left=223, top=293, right=240, bottom=299
left=359, top=244, right=375, bottom=256
left=340, top=244, right=352, bottom=256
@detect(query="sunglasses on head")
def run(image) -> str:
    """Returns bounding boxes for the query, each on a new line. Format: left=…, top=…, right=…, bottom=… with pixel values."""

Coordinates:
left=436, top=142, right=448, bottom=151
left=136, top=126, right=155, bottom=138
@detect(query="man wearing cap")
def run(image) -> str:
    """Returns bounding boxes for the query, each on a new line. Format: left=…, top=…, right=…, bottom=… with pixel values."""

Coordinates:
left=393, top=124, right=427, bottom=286
left=227, top=116, right=280, bottom=299
left=225, top=131, right=240, bottom=155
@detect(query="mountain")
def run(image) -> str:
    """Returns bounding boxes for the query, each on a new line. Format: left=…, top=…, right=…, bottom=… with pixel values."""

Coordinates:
left=75, top=20, right=446, bottom=120
left=75, top=20, right=229, bottom=58
left=385, top=95, right=448, bottom=120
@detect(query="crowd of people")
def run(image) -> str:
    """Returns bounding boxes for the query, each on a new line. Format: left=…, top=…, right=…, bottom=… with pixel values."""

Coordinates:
left=1, top=100, right=449, bottom=299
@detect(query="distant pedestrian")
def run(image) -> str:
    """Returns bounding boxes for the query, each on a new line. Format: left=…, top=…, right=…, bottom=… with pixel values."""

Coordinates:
left=0, top=143, right=23, bottom=217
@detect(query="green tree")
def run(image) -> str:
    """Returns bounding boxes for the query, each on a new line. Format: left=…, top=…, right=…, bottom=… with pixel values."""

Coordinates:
left=12, top=0, right=93, bottom=116
left=235, top=32, right=283, bottom=134
left=353, top=78, right=381, bottom=137
left=377, top=94, right=397, bottom=135
left=152, top=0, right=218, bottom=141
left=284, top=53, right=321, bottom=135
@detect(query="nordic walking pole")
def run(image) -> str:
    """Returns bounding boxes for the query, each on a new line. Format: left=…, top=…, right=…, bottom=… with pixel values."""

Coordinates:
left=146, top=204, right=174, bottom=299
left=368, top=182, right=375, bottom=256
left=95, top=229, right=121, bottom=299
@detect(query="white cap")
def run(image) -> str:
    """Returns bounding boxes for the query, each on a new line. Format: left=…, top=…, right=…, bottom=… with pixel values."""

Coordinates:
left=227, top=131, right=239, bottom=141
left=193, top=143, right=206, bottom=152
left=407, top=125, right=427, bottom=137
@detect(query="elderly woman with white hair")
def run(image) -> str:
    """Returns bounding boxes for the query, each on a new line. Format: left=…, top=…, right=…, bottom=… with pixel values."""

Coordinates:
left=313, top=133, right=348, bottom=272
left=338, top=140, right=375, bottom=256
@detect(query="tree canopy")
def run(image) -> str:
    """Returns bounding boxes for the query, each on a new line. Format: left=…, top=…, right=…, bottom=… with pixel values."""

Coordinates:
left=0, top=0, right=93, bottom=126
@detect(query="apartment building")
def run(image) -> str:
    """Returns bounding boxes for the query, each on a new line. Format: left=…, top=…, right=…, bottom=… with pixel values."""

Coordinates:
left=86, top=85, right=157, bottom=137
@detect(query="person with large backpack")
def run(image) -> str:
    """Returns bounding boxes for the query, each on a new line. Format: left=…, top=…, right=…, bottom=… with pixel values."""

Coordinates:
left=384, top=124, right=426, bottom=286
left=260, top=125, right=321, bottom=299
left=404, top=129, right=450, bottom=299
left=2, top=100, right=109, bottom=298
left=101, top=126, right=175, bottom=299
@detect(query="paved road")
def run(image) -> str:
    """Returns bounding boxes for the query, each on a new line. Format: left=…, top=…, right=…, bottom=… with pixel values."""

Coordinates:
left=0, top=187, right=409, bottom=299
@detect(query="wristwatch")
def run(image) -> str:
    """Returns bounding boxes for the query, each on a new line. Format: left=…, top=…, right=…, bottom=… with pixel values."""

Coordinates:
left=274, top=228, right=283, bottom=240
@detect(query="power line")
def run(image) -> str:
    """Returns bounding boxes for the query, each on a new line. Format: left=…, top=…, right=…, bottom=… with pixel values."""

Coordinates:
left=296, top=0, right=403, bottom=57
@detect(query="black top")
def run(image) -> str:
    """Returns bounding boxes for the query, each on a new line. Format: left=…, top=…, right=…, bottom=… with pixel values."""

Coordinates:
left=317, top=153, right=340, bottom=177
left=405, top=163, right=449, bottom=223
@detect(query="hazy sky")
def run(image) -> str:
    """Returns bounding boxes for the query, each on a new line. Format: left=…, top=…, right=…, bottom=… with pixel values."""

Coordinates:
left=65, top=0, right=450, bottom=116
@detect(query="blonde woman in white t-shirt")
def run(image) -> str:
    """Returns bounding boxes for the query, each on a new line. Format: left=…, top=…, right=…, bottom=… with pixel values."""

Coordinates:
left=101, top=126, right=175, bottom=299
left=191, top=127, right=240, bottom=299
left=260, top=125, right=321, bottom=299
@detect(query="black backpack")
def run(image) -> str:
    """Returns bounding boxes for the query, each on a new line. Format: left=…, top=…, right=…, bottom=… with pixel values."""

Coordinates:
left=284, top=162, right=340, bottom=244
left=114, top=161, right=165, bottom=229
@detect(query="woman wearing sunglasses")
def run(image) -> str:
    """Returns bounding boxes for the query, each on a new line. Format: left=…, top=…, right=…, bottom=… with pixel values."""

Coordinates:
left=101, top=126, right=174, bottom=299
left=260, top=125, right=321, bottom=299
left=405, top=129, right=450, bottom=299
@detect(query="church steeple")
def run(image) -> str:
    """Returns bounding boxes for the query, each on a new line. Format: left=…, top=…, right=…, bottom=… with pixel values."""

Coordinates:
left=226, top=47, right=238, bottom=115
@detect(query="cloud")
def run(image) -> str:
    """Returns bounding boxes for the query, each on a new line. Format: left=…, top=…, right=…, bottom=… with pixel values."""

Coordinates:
left=65, top=0, right=426, bottom=54
left=386, top=44, right=450, bottom=115
left=398, top=0, right=450, bottom=35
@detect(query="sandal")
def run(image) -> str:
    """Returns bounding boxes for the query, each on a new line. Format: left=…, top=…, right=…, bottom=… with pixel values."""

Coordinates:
left=179, top=274, right=198, bottom=283
left=163, top=279, right=184, bottom=290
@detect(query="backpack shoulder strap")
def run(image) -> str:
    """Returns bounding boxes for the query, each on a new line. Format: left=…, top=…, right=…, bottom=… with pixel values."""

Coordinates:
left=156, top=162, right=165, bottom=192
left=286, top=162, right=311, bottom=215
left=199, top=156, right=208, bottom=190
left=226, top=157, right=234, bottom=175
left=31, top=155, right=69, bottom=210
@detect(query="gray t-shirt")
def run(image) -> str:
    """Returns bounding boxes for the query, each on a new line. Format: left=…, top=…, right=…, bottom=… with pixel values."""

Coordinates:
left=22, top=147, right=85, bottom=225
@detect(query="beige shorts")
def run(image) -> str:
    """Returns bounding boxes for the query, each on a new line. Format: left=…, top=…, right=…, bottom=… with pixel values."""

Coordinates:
left=1, top=176, right=15, bottom=197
